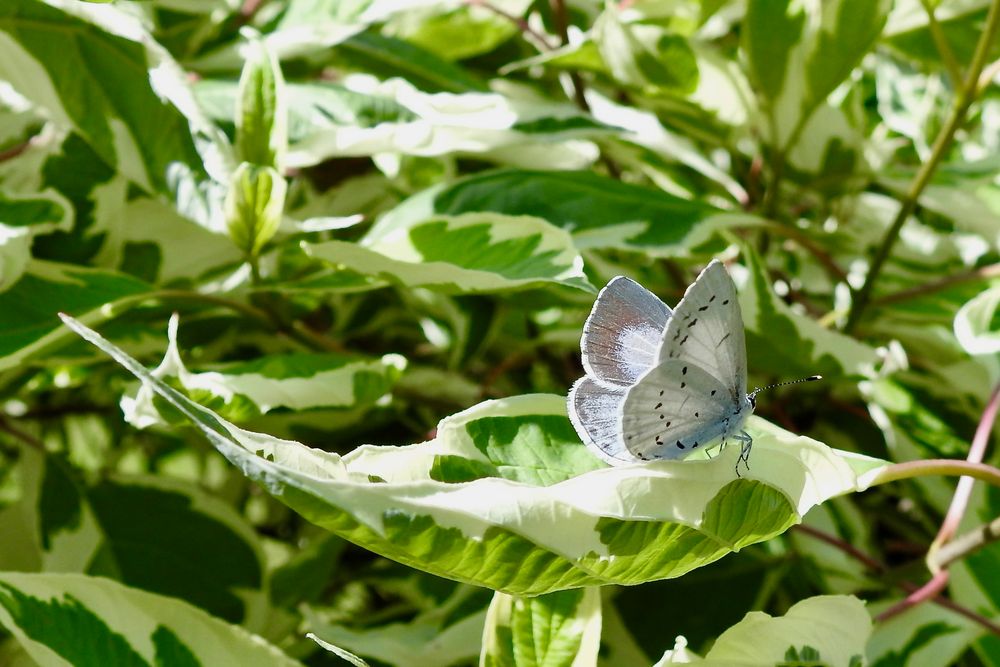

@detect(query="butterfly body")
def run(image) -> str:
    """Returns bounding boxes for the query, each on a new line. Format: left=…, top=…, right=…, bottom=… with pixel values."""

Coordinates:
left=569, top=260, right=758, bottom=471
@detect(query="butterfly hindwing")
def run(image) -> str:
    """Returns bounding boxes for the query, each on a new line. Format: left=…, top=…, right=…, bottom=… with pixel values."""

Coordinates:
left=656, top=260, right=746, bottom=400
left=568, top=377, right=635, bottom=464
left=620, top=360, right=736, bottom=461
left=582, top=276, right=672, bottom=387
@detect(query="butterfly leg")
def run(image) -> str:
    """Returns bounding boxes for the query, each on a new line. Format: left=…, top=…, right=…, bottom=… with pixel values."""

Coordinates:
left=732, top=431, right=753, bottom=477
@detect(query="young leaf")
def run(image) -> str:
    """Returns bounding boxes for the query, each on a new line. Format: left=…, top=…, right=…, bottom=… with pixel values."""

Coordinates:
left=224, top=162, right=286, bottom=257
left=235, top=30, right=287, bottom=170
left=954, top=285, right=1000, bottom=356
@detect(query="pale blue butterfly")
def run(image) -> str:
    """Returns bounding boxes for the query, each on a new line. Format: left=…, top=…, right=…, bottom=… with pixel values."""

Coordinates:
left=568, top=260, right=819, bottom=474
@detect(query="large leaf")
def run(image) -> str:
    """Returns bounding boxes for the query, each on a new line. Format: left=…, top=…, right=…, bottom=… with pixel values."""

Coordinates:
left=61, top=315, right=886, bottom=596
left=0, top=260, right=151, bottom=372
left=661, top=595, right=871, bottom=667
left=481, top=587, right=602, bottom=667
left=305, top=212, right=592, bottom=293
left=0, top=572, right=300, bottom=667
left=0, top=0, right=218, bottom=192
left=373, top=169, right=734, bottom=254
left=744, top=0, right=890, bottom=149
left=123, top=314, right=407, bottom=427
left=197, top=76, right=607, bottom=170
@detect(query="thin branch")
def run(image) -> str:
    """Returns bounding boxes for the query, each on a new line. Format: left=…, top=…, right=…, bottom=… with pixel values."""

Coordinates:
left=863, top=459, right=1000, bottom=489
left=873, top=263, right=1000, bottom=307
left=846, top=0, right=1000, bottom=332
left=791, top=523, right=885, bottom=573
left=867, top=384, right=1000, bottom=624
left=0, top=415, right=46, bottom=452
left=756, top=221, right=848, bottom=282
left=932, top=512, right=1000, bottom=571
left=465, top=0, right=556, bottom=51
left=930, top=381, right=1000, bottom=552
left=121, top=289, right=344, bottom=353
left=876, top=571, right=950, bottom=623
left=919, top=0, right=963, bottom=84
left=0, top=139, right=32, bottom=163
left=793, top=524, right=1000, bottom=636
left=549, top=0, right=590, bottom=112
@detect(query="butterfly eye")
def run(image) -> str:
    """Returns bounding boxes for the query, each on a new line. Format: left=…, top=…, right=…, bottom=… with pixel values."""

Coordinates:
left=748, top=395, right=757, bottom=409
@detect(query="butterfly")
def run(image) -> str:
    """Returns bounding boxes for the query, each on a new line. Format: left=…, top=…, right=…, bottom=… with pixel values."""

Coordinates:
left=568, top=259, right=819, bottom=475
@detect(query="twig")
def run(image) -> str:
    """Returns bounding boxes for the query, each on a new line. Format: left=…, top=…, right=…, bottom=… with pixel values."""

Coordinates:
left=792, top=523, right=884, bottom=572
left=756, top=221, right=848, bottom=282
left=846, top=0, right=1000, bottom=332
left=464, top=0, right=556, bottom=51
left=869, top=383, right=1000, bottom=623
left=793, top=524, right=1000, bottom=635
left=927, top=384, right=1000, bottom=574
left=0, top=139, right=32, bottom=163
left=864, top=459, right=1000, bottom=489
left=919, top=0, right=963, bottom=84
left=0, top=415, right=46, bottom=452
left=876, top=570, right=951, bottom=623
left=932, top=512, right=1000, bottom=571
left=929, top=381, right=1000, bottom=553
left=873, top=263, right=1000, bottom=307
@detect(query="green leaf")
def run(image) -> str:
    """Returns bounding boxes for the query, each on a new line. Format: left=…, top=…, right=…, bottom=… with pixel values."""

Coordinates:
left=954, top=285, right=1000, bottom=356
left=336, top=30, right=488, bottom=94
left=0, top=572, right=301, bottom=667
left=0, top=0, right=216, bottom=192
left=482, top=588, right=601, bottom=667
left=384, top=3, right=519, bottom=61
left=59, top=315, right=890, bottom=596
left=740, top=248, right=878, bottom=377
left=0, top=261, right=151, bottom=372
left=123, top=314, right=406, bottom=427
left=744, top=0, right=805, bottom=107
left=304, top=212, right=592, bottom=293
left=867, top=595, right=982, bottom=667
left=885, top=2, right=999, bottom=66
left=594, top=9, right=699, bottom=94
left=744, top=0, right=890, bottom=149
left=235, top=30, right=287, bottom=170
left=224, top=163, right=287, bottom=256
left=307, top=585, right=486, bottom=667
left=688, top=595, right=872, bottom=667
left=85, top=475, right=265, bottom=624
left=200, top=77, right=609, bottom=170
left=375, top=169, right=729, bottom=254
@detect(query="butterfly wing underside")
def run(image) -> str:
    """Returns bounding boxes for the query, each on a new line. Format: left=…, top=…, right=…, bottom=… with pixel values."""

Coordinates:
left=568, top=377, right=634, bottom=464
left=581, top=276, right=671, bottom=387
left=620, top=360, right=735, bottom=460
left=657, top=260, right=746, bottom=401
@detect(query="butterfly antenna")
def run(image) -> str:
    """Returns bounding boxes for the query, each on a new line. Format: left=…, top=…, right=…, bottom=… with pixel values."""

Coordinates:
left=749, top=375, right=822, bottom=400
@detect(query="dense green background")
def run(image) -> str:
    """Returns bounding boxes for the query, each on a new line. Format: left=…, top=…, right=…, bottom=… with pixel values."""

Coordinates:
left=0, top=0, right=999, bottom=665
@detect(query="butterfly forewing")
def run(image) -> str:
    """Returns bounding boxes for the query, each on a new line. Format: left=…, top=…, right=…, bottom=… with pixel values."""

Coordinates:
left=656, top=261, right=747, bottom=400
left=582, top=276, right=672, bottom=387
left=568, top=377, right=635, bottom=464
left=620, top=361, right=733, bottom=461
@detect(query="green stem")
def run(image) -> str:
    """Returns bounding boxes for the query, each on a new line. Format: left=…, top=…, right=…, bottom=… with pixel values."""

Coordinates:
left=919, top=0, right=963, bottom=84
left=863, top=459, right=1000, bottom=489
left=845, top=0, right=1000, bottom=332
